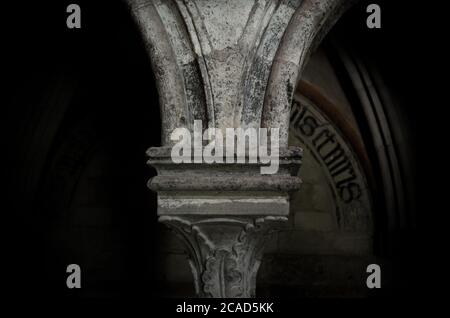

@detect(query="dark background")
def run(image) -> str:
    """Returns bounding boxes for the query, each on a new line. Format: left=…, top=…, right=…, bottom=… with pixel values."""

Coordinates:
left=1, top=0, right=438, bottom=311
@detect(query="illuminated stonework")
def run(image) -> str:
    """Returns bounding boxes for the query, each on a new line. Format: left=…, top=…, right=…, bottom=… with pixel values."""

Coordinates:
left=126, top=0, right=355, bottom=297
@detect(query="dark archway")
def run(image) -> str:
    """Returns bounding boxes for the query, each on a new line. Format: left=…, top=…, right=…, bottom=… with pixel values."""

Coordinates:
left=3, top=0, right=167, bottom=302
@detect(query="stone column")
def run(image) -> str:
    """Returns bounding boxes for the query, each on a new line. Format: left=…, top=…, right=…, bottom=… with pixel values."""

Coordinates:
left=147, top=146, right=301, bottom=297
left=125, top=0, right=352, bottom=297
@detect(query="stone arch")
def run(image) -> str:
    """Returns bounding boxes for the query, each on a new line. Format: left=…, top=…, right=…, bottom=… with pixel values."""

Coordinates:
left=328, top=41, right=413, bottom=254
left=126, top=0, right=356, bottom=145
left=262, top=0, right=356, bottom=146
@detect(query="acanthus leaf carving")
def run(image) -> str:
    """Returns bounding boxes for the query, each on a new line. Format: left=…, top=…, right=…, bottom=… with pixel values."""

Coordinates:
left=159, top=215, right=286, bottom=297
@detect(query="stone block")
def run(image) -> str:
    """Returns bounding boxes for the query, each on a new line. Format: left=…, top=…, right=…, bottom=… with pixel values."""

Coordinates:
left=294, top=211, right=335, bottom=231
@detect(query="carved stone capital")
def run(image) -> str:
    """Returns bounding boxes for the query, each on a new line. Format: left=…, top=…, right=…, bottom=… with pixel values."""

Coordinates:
left=160, top=215, right=286, bottom=298
left=147, top=146, right=302, bottom=297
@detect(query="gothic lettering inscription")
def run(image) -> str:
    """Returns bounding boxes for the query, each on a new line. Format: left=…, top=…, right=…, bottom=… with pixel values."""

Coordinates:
left=290, top=95, right=372, bottom=232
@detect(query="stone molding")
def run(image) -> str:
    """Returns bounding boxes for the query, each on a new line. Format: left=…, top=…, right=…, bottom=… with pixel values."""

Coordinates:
left=147, top=146, right=302, bottom=297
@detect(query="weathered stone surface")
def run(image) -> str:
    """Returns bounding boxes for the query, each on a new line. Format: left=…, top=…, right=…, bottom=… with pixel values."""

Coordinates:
left=147, top=146, right=301, bottom=297
left=147, top=146, right=302, bottom=217
left=159, top=215, right=286, bottom=297
left=262, top=0, right=355, bottom=147
left=126, top=0, right=351, bottom=145
left=290, top=94, right=373, bottom=233
left=125, top=0, right=356, bottom=298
